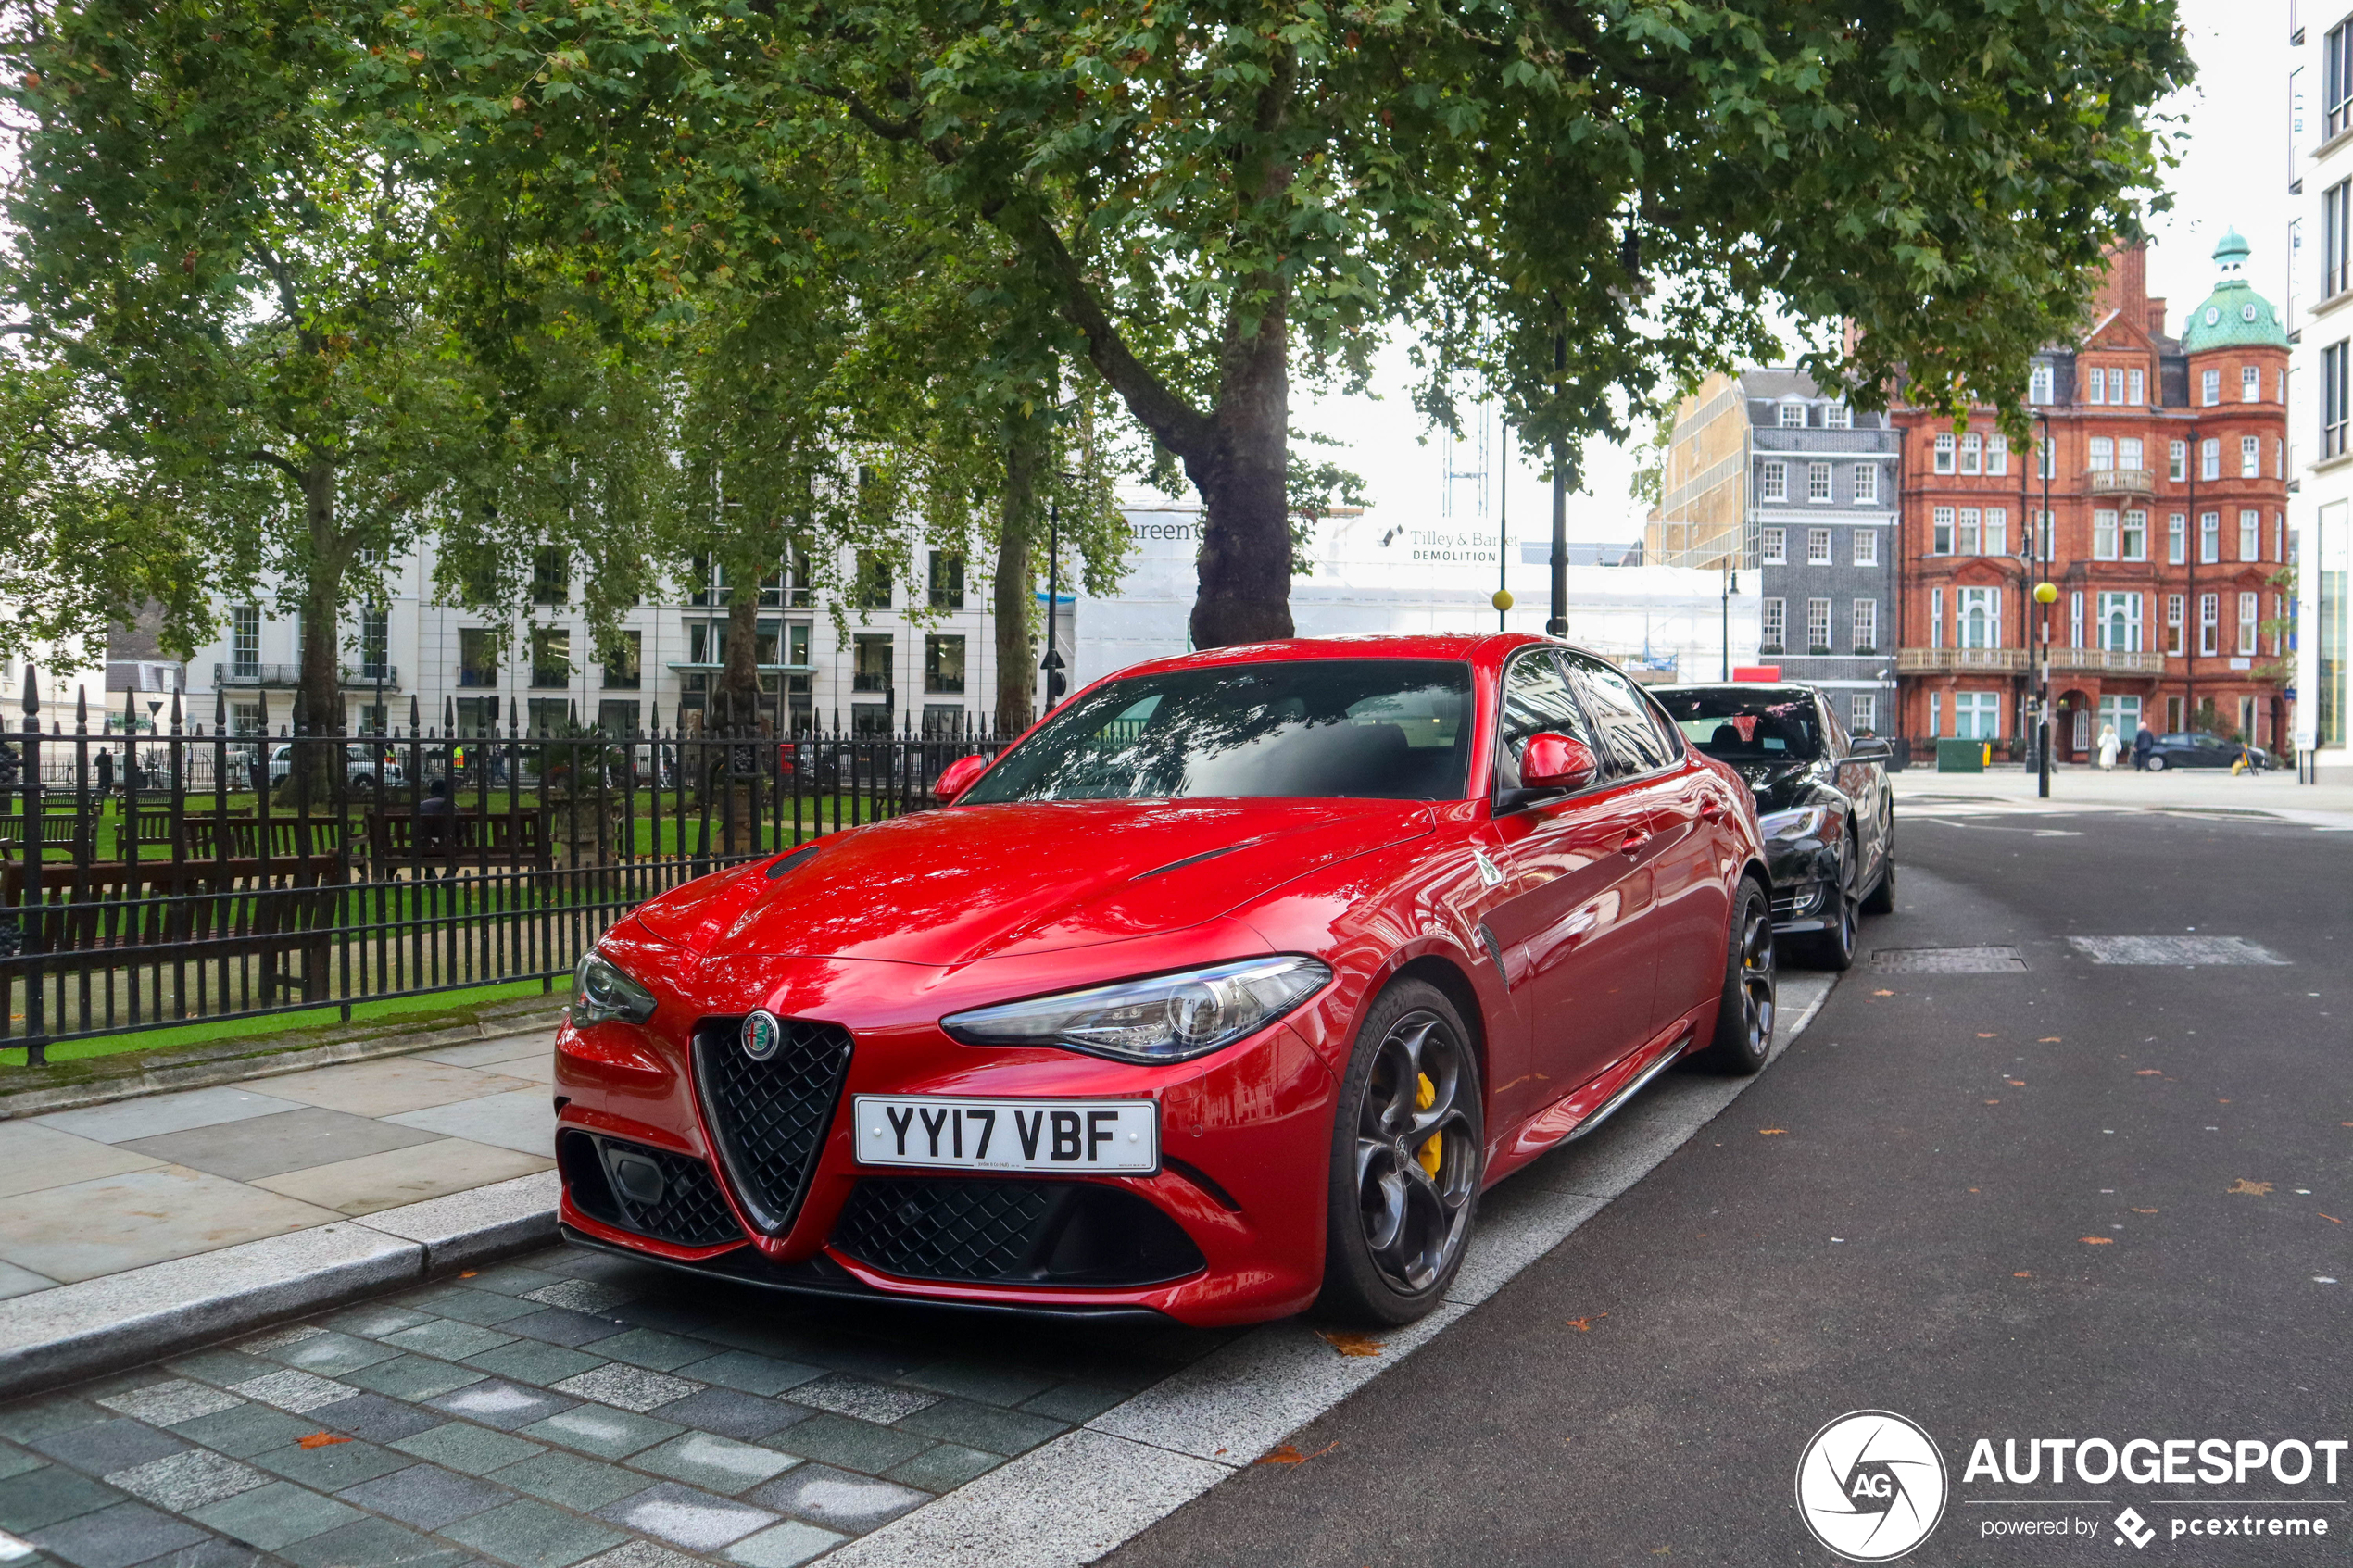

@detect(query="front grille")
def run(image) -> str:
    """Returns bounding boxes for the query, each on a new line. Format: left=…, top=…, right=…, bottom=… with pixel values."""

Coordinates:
left=833, top=1178, right=1205, bottom=1288
left=558, top=1131, right=743, bottom=1248
left=692, top=1016, right=854, bottom=1235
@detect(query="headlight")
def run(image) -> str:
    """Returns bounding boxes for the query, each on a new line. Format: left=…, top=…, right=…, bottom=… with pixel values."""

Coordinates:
left=574, top=948, right=659, bottom=1026
left=942, top=956, right=1332, bottom=1065
left=1756, top=805, right=1831, bottom=841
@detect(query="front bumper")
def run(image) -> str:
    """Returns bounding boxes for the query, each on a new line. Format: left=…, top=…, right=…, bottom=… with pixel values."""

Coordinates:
left=1765, top=837, right=1843, bottom=934
left=552, top=943, right=1341, bottom=1328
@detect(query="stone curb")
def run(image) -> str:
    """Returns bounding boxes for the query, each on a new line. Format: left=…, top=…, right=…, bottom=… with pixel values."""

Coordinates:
left=0, top=1172, right=560, bottom=1399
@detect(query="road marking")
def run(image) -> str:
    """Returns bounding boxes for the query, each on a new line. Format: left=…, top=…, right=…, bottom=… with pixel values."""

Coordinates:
left=823, top=972, right=1838, bottom=1568
left=2068, top=935, right=2288, bottom=966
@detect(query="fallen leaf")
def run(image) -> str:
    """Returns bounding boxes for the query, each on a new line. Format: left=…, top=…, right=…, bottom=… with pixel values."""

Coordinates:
left=2218, top=1098, right=2231, bottom=1104
left=2134, top=1069, right=2163, bottom=1076
left=1316, top=1329, right=1383, bottom=1358
left=459, top=1270, right=478, bottom=1279
left=2228, top=1179, right=2274, bottom=1197
left=2322, top=1213, right=2344, bottom=1224
left=296, top=1433, right=350, bottom=1449
left=2039, top=1036, right=2061, bottom=1043
left=2132, top=1207, right=2158, bottom=1214
left=2006, top=1078, right=2025, bottom=1086
left=2013, top=1271, right=2032, bottom=1278
left=2081, top=1236, right=2115, bottom=1245
left=1254, top=1441, right=1338, bottom=1466
left=1565, top=1312, right=1610, bottom=1332
left=1977, top=1032, right=1997, bottom=1038
left=1969, top=1188, right=1980, bottom=1193
left=1652, top=1549, right=1673, bottom=1557
left=1983, top=1099, right=2001, bottom=1105
left=1758, top=1128, right=1786, bottom=1135
left=1872, top=989, right=1894, bottom=997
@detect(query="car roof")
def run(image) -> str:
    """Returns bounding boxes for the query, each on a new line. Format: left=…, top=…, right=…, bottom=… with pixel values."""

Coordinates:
left=1109, top=632, right=1565, bottom=681
left=1652, top=683, right=1822, bottom=702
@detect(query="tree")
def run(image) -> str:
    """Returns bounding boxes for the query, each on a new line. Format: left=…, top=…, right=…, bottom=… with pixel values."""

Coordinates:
left=371, top=0, right=2187, bottom=647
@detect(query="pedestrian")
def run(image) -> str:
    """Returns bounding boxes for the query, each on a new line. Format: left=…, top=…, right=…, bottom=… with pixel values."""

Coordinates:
left=2096, top=721, right=2120, bottom=771
left=2133, top=724, right=2156, bottom=771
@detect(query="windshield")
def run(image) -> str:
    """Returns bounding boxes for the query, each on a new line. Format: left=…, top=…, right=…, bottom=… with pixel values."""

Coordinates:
left=962, top=659, right=1475, bottom=803
left=1651, top=689, right=1824, bottom=762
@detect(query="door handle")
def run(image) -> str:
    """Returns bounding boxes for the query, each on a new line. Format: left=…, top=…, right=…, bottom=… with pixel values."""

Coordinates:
left=1698, top=797, right=1725, bottom=823
left=1618, top=828, right=1649, bottom=855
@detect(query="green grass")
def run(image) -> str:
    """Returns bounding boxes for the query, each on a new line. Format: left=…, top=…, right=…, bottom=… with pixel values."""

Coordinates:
left=9, top=976, right=557, bottom=1066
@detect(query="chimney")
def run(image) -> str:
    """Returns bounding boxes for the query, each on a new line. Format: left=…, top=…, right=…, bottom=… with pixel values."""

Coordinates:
left=2145, top=297, right=2167, bottom=338
left=2091, top=241, right=2148, bottom=330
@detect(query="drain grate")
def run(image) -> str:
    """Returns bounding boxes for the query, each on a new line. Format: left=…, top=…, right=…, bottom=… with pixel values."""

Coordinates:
left=1868, top=947, right=2028, bottom=973
left=2068, top=935, right=2287, bottom=966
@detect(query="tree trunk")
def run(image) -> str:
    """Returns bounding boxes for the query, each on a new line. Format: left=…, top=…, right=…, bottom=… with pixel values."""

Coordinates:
left=1188, top=295, right=1295, bottom=649
left=994, top=406, right=1045, bottom=735
left=718, top=591, right=762, bottom=735
left=296, top=467, right=347, bottom=742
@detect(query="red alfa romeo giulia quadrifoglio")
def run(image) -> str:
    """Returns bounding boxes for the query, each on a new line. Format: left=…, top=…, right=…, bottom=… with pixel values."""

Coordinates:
left=555, top=634, right=1776, bottom=1326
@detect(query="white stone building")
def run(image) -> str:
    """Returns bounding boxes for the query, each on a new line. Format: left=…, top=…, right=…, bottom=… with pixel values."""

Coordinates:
left=2293, top=7, right=2353, bottom=775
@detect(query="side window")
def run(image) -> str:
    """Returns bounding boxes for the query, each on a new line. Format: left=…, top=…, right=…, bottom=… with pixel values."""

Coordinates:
left=1494, top=650, right=1598, bottom=794
left=1818, top=697, right=1853, bottom=759
left=1565, top=654, right=1678, bottom=775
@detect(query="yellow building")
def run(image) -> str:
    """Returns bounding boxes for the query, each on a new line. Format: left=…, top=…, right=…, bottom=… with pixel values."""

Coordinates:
left=1645, top=371, right=1755, bottom=570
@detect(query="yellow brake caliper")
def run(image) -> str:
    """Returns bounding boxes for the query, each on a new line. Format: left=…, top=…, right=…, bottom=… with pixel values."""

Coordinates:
left=1415, top=1073, right=1442, bottom=1177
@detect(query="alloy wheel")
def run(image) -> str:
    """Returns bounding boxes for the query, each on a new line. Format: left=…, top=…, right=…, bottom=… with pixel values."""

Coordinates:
left=1736, top=899, right=1778, bottom=1056
left=1354, top=1010, right=1478, bottom=1295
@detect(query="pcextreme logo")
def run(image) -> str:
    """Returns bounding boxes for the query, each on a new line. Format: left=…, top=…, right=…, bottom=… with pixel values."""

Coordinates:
left=1795, top=1411, right=1951, bottom=1561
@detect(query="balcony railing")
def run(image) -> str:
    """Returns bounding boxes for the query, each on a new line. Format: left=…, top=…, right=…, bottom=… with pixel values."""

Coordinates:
left=2048, top=646, right=2167, bottom=674
left=215, top=663, right=400, bottom=690
left=1896, top=647, right=2030, bottom=673
left=2087, top=469, right=2157, bottom=496
left=852, top=672, right=892, bottom=694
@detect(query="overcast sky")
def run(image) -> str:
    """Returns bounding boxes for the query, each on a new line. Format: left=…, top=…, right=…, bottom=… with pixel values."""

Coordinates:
left=1283, top=0, right=2290, bottom=557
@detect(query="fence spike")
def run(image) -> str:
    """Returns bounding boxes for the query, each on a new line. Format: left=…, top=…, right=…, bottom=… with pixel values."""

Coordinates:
left=410, top=694, right=422, bottom=732
left=170, top=688, right=182, bottom=734
left=123, top=680, right=137, bottom=738
left=76, top=684, right=87, bottom=732
left=19, top=663, right=35, bottom=726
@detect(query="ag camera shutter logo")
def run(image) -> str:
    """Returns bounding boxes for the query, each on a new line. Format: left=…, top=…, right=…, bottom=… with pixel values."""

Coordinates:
left=1795, top=1411, right=1949, bottom=1560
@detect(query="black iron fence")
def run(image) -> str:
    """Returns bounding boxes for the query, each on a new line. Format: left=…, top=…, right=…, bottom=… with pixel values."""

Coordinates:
left=1, top=710, right=1004, bottom=1063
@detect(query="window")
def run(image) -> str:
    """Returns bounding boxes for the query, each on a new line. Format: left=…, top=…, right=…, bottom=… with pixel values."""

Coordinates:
left=2094, top=509, right=2120, bottom=560
left=531, top=548, right=569, bottom=607
left=1986, top=435, right=2008, bottom=476
left=2168, top=513, right=2187, bottom=564
left=2112, top=369, right=2129, bottom=404
left=2240, top=510, right=2260, bottom=560
left=453, top=696, right=497, bottom=738
left=1808, top=462, right=1832, bottom=502
left=2120, top=510, right=2146, bottom=561
left=1931, top=588, right=1944, bottom=647
left=1850, top=694, right=1877, bottom=734
left=597, top=699, right=641, bottom=739
left=1807, top=528, right=1833, bottom=565
left=1779, top=401, right=1807, bottom=428
left=1853, top=529, right=1879, bottom=566
left=1852, top=463, right=1878, bottom=504
left=2128, top=368, right=2145, bottom=406
left=854, top=551, right=892, bottom=609
left=1957, top=508, right=1982, bottom=556
left=924, top=634, right=966, bottom=694
left=2326, top=341, right=2352, bottom=459
left=1853, top=598, right=1879, bottom=654
left=529, top=626, right=570, bottom=689
left=2088, top=368, right=2107, bottom=407
left=459, top=627, right=498, bottom=688
left=2038, top=438, right=2056, bottom=479
left=2030, top=363, right=2056, bottom=405
left=2088, top=436, right=2115, bottom=472
left=1930, top=691, right=1943, bottom=737
left=1933, top=433, right=1956, bottom=473
left=922, top=704, right=967, bottom=739
left=2241, top=435, right=2260, bottom=478
left=2201, top=510, right=2221, bottom=563
left=2238, top=591, right=2259, bottom=655
left=852, top=633, right=893, bottom=693
left=1760, top=597, right=1786, bottom=653
left=2202, top=369, right=2221, bottom=407
left=2329, top=180, right=2353, bottom=295
left=2119, top=436, right=2144, bottom=471
left=2097, top=592, right=2143, bottom=653
left=1932, top=507, right=1955, bottom=554
left=2200, top=438, right=2221, bottom=481
left=1761, top=527, right=1786, bottom=564
left=2198, top=593, right=2221, bottom=656
left=2242, top=366, right=2260, bottom=403
left=2070, top=590, right=2083, bottom=649
left=1954, top=691, right=2001, bottom=740
left=1958, top=434, right=1982, bottom=475
left=1761, top=461, right=1788, bottom=502
left=1823, top=404, right=1852, bottom=429
left=231, top=606, right=260, bottom=678
left=526, top=697, right=573, bottom=738
left=602, top=631, right=641, bottom=689
left=1958, top=586, right=2000, bottom=649
left=928, top=551, right=965, bottom=610
left=1806, top=598, right=1834, bottom=653
left=2168, top=440, right=2187, bottom=482
left=1983, top=508, right=2007, bottom=557
left=1564, top=653, right=1681, bottom=775
left=2166, top=594, right=2185, bottom=655
left=355, top=607, right=387, bottom=683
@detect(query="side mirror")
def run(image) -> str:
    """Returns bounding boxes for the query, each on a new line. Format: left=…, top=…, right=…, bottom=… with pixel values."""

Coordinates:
left=1845, top=737, right=1893, bottom=764
left=933, top=753, right=990, bottom=804
left=1520, top=733, right=1600, bottom=791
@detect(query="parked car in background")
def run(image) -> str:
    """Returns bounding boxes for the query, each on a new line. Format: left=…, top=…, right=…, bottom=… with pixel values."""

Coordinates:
left=1650, top=683, right=1894, bottom=970
left=558, top=634, right=1777, bottom=1329
left=2141, top=731, right=2275, bottom=771
left=266, top=744, right=407, bottom=791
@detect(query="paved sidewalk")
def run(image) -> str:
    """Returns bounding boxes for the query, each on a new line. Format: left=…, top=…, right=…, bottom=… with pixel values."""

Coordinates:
left=1890, top=759, right=2353, bottom=822
left=0, top=1035, right=556, bottom=1301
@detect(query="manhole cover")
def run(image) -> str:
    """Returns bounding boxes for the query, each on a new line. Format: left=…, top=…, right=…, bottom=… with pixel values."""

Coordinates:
left=2067, top=936, right=2287, bottom=966
left=1867, top=947, right=2028, bottom=973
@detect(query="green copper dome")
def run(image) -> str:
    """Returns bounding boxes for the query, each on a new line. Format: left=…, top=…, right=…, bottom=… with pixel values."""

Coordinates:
left=2179, top=228, right=2287, bottom=352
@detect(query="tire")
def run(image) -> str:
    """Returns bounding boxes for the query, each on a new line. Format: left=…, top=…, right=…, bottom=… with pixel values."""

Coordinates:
left=2146, top=754, right=2168, bottom=771
left=1701, top=880, right=1777, bottom=1075
left=1315, top=978, right=1484, bottom=1326
left=1860, top=847, right=1896, bottom=916
left=1797, top=838, right=1859, bottom=971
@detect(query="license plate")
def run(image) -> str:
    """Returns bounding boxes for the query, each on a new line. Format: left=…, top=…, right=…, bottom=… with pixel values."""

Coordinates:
left=851, top=1096, right=1158, bottom=1173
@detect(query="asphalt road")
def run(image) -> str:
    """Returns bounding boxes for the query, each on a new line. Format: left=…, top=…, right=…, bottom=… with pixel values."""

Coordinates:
left=1103, top=809, right=2352, bottom=1567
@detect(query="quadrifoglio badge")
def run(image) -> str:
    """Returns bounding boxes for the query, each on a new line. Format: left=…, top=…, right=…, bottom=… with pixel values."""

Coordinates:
left=1796, top=1412, right=2347, bottom=1558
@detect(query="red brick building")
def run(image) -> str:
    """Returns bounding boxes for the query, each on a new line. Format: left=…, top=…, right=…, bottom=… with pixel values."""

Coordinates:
left=1894, top=236, right=2291, bottom=759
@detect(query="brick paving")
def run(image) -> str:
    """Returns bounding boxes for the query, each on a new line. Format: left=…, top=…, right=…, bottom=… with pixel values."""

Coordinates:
left=0, top=1244, right=1232, bottom=1568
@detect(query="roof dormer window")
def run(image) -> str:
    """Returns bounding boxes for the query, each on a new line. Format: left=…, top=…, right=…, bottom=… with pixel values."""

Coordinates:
left=1778, top=401, right=1806, bottom=428
left=1823, top=404, right=1852, bottom=429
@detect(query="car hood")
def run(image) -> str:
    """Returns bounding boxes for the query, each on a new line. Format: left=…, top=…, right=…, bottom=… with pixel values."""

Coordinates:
left=631, top=798, right=1436, bottom=966
left=1725, top=759, right=1828, bottom=817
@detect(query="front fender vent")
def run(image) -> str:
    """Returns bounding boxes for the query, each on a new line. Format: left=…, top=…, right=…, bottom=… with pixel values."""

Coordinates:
left=558, top=1131, right=743, bottom=1249
left=692, top=1016, right=854, bottom=1236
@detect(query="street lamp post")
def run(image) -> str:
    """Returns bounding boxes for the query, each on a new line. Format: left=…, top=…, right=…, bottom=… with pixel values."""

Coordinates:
left=2035, top=410, right=2055, bottom=799
left=1041, top=485, right=1067, bottom=714
left=1547, top=330, right=1569, bottom=638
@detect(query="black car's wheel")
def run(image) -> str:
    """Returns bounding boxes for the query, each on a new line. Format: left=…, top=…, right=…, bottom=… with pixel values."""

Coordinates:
left=1702, top=880, right=1777, bottom=1074
left=1860, top=844, right=1896, bottom=916
left=1798, top=836, right=1859, bottom=971
left=2146, top=753, right=2168, bottom=771
left=1317, top=978, right=1483, bottom=1326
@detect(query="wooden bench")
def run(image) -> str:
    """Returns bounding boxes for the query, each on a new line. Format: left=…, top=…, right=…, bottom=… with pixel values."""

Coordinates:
left=1, top=855, right=348, bottom=999
left=364, top=807, right=545, bottom=872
